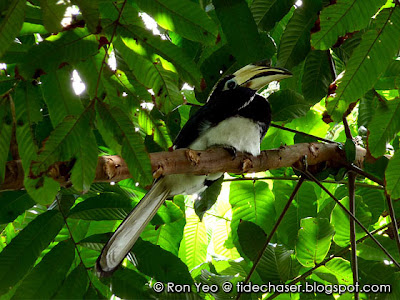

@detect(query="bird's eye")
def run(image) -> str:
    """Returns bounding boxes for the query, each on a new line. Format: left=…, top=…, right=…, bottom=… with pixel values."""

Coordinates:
left=225, top=79, right=237, bottom=90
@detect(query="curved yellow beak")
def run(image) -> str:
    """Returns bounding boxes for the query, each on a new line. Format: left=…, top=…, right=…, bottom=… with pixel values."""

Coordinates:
left=233, top=64, right=292, bottom=91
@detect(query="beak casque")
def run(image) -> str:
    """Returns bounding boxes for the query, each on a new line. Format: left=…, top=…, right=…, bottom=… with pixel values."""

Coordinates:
left=233, top=64, right=292, bottom=91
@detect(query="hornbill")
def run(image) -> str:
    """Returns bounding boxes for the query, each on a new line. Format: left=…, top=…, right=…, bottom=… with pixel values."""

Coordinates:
left=96, top=63, right=292, bottom=276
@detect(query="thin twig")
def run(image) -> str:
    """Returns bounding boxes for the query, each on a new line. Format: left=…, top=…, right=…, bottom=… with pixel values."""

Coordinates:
left=270, top=123, right=336, bottom=144
left=348, top=171, right=359, bottom=299
left=303, top=170, right=400, bottom=269
left=342, top=117, right=352, bottom=141
left=327, top=50, right=337, bottom=80
left=345, top=163, right=384, bottom=186
left=224, top=176, right=383, bottom=189
left=386, top=194, right=400, bottom=257
left=55, top=196, right=93, bottom=283
left=236, top=177, right=305, bottom=300
left=266, top=222, right=392, bottom=299
left=94, top=0, right=128, bottom=98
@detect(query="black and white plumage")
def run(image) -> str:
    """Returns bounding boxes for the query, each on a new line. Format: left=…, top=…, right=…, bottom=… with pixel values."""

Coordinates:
left=96, top=63, right=292, bottom=276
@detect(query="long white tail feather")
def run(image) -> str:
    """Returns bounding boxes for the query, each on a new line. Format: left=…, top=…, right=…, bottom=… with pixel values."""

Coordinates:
left=96, top=178, right=170, bottom=275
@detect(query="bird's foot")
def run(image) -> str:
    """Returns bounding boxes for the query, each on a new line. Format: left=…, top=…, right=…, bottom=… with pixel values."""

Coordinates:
left=223, top=145, right=237, bottom=160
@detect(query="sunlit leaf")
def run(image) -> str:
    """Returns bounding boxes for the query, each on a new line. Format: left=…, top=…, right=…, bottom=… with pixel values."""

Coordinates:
left=96, top=101, right=152, bottom=185
left=39, top=0, right=67, bottom=33
left=368, top=98, right=400, bottom=158
left=134, top=0, right=219, bottom=45
left=311, top=0, right=385, bottom=50
left=178, top=210, right=208, bottom=276
left=251, top=0, right=294, bottom=32
left=230, top=181, right=276, bottom=246
left=327, top=8, right=400, bottom=121
left=295, top=217, right=334, bottom=267
left=277, top=0, right=322, bottom=69
left=331, top=196, right=372, bottom=247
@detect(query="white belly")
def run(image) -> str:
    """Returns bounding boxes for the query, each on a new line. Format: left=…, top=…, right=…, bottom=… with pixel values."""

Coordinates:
left=166, top=117, right=261, bottom=196
left=189, top=116, right=262, bottom=156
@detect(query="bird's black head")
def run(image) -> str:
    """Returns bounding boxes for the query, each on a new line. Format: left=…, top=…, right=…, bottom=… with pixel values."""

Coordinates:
left=208, top=64, right=292, bottom=102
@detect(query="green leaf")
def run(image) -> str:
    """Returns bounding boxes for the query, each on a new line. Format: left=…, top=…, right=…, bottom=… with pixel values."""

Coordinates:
left=134, top=0, right=219, bottom=45
left=251, top=0, right=294, bottom=32
left=277, top=0, right=322, bottom=69
left=142, top=216, right=185, bottom=256
left=0, top=74, right=16, bottom=95
left=41, top=68, right=84, bottom=127
left=273, top=181, right=318, bottom=248
left=311, top=0, right=385, bottom=50
left=12, top=240, right=75, bottom=300
left=114, top=37, right=183, bottom=113
left=357, top=235, right=400, bottom=262
left=69, top=192, right=134, bottom=220
left=78, top=233, right=112, bottom=251
left=0, top=99, right=12, bottom=183
left=24, top=177, right=61, bottom=205
left=330, top=196, right=372, bottom=247
left=96, top=101, right=152, bottom=185
left=71, top=0, right=100, bottom=33
left=344, top=138, right=356, bottom=163
left=30, top=110, right=92, bottom=178
left=314, top=257, right=353, bottom=285
left=386, top=150, right=400, bottom=199
left=269, top=89, right=310, bottom=122
left=53, top=264, right=89, bottom=299
left=295, top=217, right=334, bottom=267
left=214, top=0, right=274, bottom=66
left=194, top=176, right=223, bottom=220
left=356, top=188, right=385, bottom=224
left=0, top=0, right=25, bottom=57
left=257, top=244, right=293, bottom=283
left=119, top=25, right=203, bottom=88
left=70, top=127, right=98, bottom=193
left=230, top=181, right=276, bottom=246
left=138, top=109, right=172, bottom=150
left=302, top=50, right=333, bottom=104
left=357, top=91, right=378, bottom=128
left=0, top=191, right=35, bottom=224
left=110, top=268, right=151, bottom=299
left=0, top=210, right=64, bottom=294
left=237, top=220, right=266, bottom=261
left=368, top=98, right=400, bottom=157
left=39, top=0, right=67, bottom=33
left=13, top=82, right=42, bottom=171
left=133, top=238, right=194, bottom=284
left=375, top=59, right=400, bottom=90
left=327, top=8, right=400, bottom=121
left=18, top=29, right=98, bottom=79
left=178, top=210, right=208, bottom=276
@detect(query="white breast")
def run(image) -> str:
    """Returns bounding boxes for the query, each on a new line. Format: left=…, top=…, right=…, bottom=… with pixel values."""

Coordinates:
left=189, top=116, right=262, bottom=156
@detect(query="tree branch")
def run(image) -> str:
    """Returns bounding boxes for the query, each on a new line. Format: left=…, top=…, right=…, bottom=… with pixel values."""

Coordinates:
left=0, top=142, right=368, bottom=191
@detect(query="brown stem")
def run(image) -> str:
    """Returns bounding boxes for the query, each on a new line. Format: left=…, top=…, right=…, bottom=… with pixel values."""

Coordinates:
left=348, top=171, right=359, bottom=300
left=1, top=142, right=368, bottom=191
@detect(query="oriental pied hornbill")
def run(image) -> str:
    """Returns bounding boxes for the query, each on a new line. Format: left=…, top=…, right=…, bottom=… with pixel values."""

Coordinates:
left=96, top=63, right=292, bottom=276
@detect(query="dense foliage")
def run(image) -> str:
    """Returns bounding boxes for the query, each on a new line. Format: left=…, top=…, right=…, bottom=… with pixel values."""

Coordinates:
left=1, top=0, right=400, bottom=299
